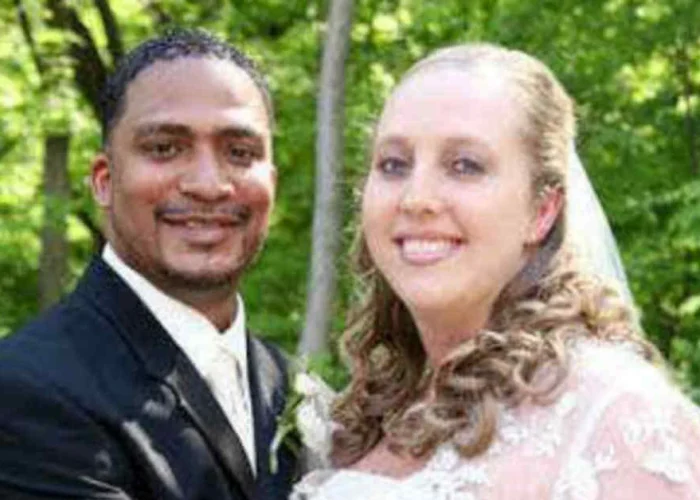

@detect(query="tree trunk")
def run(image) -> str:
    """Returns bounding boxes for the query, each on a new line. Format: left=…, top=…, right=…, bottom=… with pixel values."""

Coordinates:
left=39, top=134, right=71, bottom=309
left=39, top=0, right=110, bottom=249
left=45, top=0, right=108, bottom=119
left=16, top=0, right=72, bottom=309
left=93, top=0, right=124, bottom=64
left=299, top=0, right=355, bottom=355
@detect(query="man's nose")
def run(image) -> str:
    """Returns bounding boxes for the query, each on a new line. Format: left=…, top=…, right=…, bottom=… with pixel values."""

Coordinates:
left=178, top=147, right=235, bottom=202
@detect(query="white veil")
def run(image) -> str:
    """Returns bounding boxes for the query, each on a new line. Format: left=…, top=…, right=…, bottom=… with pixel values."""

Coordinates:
left=565, top=145, right=636, bottom=308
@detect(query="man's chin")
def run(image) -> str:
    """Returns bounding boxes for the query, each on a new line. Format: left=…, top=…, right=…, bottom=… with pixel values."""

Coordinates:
left=160, top=265, right=240, bottom=291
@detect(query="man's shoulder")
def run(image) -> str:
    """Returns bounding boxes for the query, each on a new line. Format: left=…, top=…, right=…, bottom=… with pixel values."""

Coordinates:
left=1, top=296, right=82, bottom=358
left=1, top=257, right=114, bottom=347
left=0, top=301, right=83, bottom=403
left=0, top=284, right=138, bottom=403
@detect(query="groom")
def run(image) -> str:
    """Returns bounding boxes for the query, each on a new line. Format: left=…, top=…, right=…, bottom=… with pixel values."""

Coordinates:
left=0, top=30, right=296, bottom=499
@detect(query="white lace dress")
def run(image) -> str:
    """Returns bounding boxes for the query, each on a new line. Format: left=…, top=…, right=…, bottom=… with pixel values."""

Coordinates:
left=291, top=341, right=700, bottom=499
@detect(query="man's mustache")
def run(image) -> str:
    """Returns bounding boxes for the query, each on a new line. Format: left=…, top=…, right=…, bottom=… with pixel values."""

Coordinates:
left=155, top=205, right=252, bottom=223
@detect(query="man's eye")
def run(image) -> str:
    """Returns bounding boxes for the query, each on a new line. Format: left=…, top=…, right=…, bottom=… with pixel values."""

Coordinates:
left=378, top=157, right=409, bottom=176
left=226, top=144, right=256, bottom=166
left=451, top=158, right=484, bottom=176
left=142, top=141, right=182, bottom=160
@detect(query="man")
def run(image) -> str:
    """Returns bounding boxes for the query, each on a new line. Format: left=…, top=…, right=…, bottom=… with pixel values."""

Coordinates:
left=0, top=29, right=296, bottom=499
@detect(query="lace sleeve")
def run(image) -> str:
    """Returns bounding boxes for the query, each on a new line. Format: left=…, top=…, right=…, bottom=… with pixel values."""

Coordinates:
left=290, top=469, right=339, bottom=499
left=555, top=367, right=700, bottom=499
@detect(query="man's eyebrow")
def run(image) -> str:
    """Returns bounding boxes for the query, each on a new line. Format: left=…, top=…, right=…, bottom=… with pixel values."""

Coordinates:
left=215, top=126, right=265, bottom=140
left=133, top=123, right=194, bottom=138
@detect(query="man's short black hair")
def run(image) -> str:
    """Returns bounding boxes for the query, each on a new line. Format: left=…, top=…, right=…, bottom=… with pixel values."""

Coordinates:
left=100, top=28, right=273, bottom=145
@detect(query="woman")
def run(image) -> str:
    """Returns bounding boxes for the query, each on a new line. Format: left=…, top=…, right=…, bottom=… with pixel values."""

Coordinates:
left=293, top=44, right=700, bottom=499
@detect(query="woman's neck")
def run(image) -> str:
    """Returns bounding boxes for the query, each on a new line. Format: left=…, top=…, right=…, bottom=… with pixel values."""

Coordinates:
left=412, top=302, right=491, bottom=367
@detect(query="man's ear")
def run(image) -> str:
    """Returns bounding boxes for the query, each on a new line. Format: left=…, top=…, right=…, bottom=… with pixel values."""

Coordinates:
left=527, top=187, right=564, bottom=245
left=91, top=153, right=112, bottom=208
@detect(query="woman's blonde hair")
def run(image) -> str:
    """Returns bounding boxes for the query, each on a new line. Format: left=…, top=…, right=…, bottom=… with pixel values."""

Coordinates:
left=331, top=43, right=656, bottom=466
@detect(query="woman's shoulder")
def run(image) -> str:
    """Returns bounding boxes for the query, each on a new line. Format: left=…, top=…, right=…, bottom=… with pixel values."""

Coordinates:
left=551, top=339, right=700, bottom=498
left=540, top=338, right=699, bottom=468
left=561, top=336, right=699, bottom=429
left=565, top=338, right=680, bottom=403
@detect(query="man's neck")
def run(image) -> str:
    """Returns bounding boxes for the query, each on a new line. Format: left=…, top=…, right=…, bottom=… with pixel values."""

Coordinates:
left=166, top=286, right=239, bottom=332
left=103, top=244, right=240, bottom=331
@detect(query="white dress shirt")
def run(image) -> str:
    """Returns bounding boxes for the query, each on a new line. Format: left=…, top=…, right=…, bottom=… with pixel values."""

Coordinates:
left=103, top=245, right=256, bottom=472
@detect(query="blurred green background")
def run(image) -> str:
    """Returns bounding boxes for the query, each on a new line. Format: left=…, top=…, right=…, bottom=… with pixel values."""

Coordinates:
left=1, top=0, right=698, bottom=398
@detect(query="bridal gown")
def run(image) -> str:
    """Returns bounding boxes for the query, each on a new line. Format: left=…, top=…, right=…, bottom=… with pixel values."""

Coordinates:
left=292, top=340, right=700, bottom=499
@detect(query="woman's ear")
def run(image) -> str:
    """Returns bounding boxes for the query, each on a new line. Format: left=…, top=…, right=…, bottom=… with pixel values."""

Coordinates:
left=527, top=187, right=564, bottom=245
left=90, top=153, right=112, bottom=208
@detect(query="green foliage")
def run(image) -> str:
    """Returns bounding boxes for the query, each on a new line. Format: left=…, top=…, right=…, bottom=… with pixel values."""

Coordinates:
left=0, top=0, right=698, bottom=401
left=305, top=351, right=350, bottom=391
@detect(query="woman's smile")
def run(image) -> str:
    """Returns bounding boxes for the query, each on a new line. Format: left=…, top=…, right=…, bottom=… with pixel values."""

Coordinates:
left=395, top=235, right=464, bottom=266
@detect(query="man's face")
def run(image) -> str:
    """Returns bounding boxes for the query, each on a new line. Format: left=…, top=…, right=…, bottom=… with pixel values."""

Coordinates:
left=91, top=57, right=276, bottom=295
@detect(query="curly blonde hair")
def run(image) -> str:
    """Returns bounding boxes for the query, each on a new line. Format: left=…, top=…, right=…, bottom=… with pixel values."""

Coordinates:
left=331, top=43, right=657, bottom=467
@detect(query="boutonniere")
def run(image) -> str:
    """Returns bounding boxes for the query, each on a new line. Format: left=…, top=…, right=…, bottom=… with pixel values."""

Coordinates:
left=269, top=355, right=341, bottom=473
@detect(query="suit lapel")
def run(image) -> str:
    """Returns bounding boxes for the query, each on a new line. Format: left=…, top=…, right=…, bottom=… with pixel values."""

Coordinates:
left=75, top=257, right=256, bottom=500
left=164, top=354, right=256, bottom=499
left=247, top=334, right=288, bottom=493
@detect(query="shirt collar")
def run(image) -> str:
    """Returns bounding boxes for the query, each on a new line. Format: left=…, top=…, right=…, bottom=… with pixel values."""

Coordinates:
left=102, top=244, right=249, bottom=383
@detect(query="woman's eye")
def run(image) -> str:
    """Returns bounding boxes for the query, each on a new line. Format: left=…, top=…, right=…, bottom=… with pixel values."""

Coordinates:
left=142, top=141, right=182, bottom=161
left=378, top=157, right=409, bottom=176
left=451, top=158, right=484, bottom=176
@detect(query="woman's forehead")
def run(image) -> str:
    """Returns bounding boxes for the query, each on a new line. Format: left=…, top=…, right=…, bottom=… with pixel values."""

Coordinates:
left=375, top=65, right=525, bottom=143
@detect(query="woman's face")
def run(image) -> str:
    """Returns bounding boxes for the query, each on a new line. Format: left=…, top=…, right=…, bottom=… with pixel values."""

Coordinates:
left=362, top=65, right=548, bottom=330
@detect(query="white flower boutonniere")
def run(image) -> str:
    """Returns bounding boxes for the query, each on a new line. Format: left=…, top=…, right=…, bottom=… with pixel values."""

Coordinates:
left=270, top=366, right=338, bottom=473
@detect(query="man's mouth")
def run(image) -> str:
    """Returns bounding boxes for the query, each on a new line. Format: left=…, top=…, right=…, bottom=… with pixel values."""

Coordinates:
left=156, top=206, right=252, bottom=244
left=157, top=206, right=251, bottom=227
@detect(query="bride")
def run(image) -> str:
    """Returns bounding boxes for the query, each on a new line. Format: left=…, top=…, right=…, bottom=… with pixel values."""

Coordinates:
left=292, top=44, right=700, bottom=499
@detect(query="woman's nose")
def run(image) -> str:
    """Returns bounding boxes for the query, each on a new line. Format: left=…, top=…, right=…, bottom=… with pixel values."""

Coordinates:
left=398, top=163, right=444, bottom=217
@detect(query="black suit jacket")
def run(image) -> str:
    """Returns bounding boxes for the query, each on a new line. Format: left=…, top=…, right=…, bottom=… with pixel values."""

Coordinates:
left=0, top=257, right=297, bottom=499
